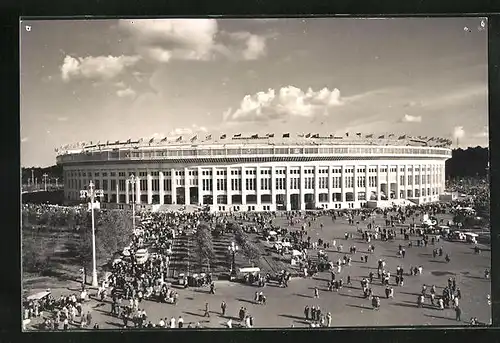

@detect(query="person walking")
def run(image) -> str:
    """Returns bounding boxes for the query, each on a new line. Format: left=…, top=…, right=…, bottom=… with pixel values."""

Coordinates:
left=455, top=306, right=462, bottom=322
left=203, top=302, right=210, bottom=317
left=314, top=287, right=319, bottom=299
left=221, top=301, right=227, bottom=316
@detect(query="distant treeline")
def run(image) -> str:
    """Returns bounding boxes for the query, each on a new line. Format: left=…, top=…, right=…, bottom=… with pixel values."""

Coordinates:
left=21, top=164, right=63, bottom=184
left=21, top=146, right=488, bottom=183
left=445, top=147, right=489, bottom=179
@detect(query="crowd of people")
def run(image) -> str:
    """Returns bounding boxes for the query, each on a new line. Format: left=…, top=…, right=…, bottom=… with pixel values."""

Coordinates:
left=22, top=176, right=490, bottom=330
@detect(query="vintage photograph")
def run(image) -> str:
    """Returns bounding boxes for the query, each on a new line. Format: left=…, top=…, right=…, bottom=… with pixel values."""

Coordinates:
left=20, top=17, right=490, bottom=330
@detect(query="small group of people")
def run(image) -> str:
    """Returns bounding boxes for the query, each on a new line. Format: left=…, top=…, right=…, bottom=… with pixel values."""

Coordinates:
left=304, top=305, right=332, bottom=327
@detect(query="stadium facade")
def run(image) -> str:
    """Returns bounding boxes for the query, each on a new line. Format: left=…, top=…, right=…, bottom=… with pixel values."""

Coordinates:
left=56, top=134, right=452, bottom=212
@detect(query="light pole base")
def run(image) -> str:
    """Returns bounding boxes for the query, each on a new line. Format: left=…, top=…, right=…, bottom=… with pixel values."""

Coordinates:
left=92, top=271, right=98, bottom=287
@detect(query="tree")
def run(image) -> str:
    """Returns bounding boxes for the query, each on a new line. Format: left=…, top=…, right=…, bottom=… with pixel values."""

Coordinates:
left=194, top=224, right=216, bottom=272
left=68, top=209, right=133, bottom=282
left=241, top=241, right=260, bottom=266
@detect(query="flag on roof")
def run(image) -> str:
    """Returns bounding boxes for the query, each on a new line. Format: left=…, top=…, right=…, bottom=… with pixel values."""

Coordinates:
left=126, top=138, right=131, bottom=144
left=114, top=140, right=120, bottom=144
left=282, top=133, right=290, bottom=138
left=298, top=134, right=305, bottom=138
left=305, top=133, right=311, bottom=138
left=106, top=140, right=110, bottom=145
left=190, top=135, right=198, bottom=142
left=365, top=134, right=373, bottom=138
left=176, top=136, right=183, bottom=142
left=345, top=132, right=349, bottom=137
left=149, top=137, right=155, bottom=144
left=266, top=133, right=275, bottom=138
left=251, top=134, right=258, bottom=139
left=160, top=137, right=168, bottom=142
left=378, top=135, right=385, bottom=139
left=356, top=132, right=361, bottom=136
left=234, top=133, right=242, bottom=138
left=220, top=134, right=227, bottom=139
left=329, top=134, right=334, bottom=138
left=388, top=134, right=394, bottom=138
left=205, top=134, right=212, bottom=141
left=311, top=134, right=319, bottom=138
left=398, top=135, right=406, bottom=140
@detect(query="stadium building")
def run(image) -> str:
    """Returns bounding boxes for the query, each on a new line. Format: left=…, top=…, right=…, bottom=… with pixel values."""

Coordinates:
left=56, top=133, right=452, bottom=212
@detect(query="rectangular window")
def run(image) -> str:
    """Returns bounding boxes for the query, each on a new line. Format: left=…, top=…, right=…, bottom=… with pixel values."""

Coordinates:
left=110, top=180, right=116, bottom=190
left=152, top=179, right=159, bottom=191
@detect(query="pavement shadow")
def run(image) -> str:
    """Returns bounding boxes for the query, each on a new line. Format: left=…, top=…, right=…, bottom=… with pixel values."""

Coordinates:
left=346, top=304, right=372, bottom=310
left=183, top=311, right=205, bottom=318
left=424, top=314, right=460, bottom=322
left=429, top=260, right=448, bottom=264
left=235, top=298, right=256, bottom=305
left=279, top=314, right=310, bottom=325
left=193, top=289, right=210, bottom=294
left=464, top=275, right=488, bottom=281
left=294, top=293, right=313, bottom=299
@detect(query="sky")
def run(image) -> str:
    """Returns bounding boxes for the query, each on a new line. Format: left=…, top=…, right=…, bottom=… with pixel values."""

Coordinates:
left=20, top=17, right=489, bottom=167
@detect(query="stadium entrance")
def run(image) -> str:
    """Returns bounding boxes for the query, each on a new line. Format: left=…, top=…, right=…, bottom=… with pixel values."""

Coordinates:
left=290, top=194, right=300, bottom=211
left=305, top=193, right=315, bottom=210
left=189, top=187, right=198, bottom=205
left=275, top=194, right=286, bottom=210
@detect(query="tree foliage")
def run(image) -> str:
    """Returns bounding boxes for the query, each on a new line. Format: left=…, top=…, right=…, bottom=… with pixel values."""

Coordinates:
left=194, top=223, right=216, bottom=272
left=232, top=224, right=260, bottom=265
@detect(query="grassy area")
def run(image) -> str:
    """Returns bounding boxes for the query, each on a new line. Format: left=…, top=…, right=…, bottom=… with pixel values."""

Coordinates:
left=168, top=219, right=298, bottom=278
left=22, top=225, right=109, bottom=292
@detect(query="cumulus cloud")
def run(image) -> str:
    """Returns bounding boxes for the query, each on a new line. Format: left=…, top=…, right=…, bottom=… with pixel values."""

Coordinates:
left=168, top=124, right=208, bottom=136
left=61, top=55, right=141, bottom=82
left=223, top=86, right=342, bottom=122
left=116, top=87, right=136, bottom=98
left=453, top=126, right=465, bottom=139
left=118, top=19, right=269, bottom=63
left=402, top=114, right=422, bottom=123
left=225, top=32, right=267, bottom=60
left=119, top=19, right=218, bottom=62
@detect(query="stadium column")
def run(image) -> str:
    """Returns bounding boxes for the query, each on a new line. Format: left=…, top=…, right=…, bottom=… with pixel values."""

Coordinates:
left=159, top=171, right=165, bottom=205
left=197, top=167, right=202, bottom=206
left=285, top=165, right=291, bottom=211
left=256, top=166, right=261, bottom=207
left=376, top=165, right=381, bottom=201
left=184, top=168, right=189, bottom=206
left=300, top=165, right=306, bottom=211
left=404, top=165, right=408, bottom=199
left=125, top=178, right=130, bottom=204
left=328, top=166, right=333, bottom=209
left=341, top=165, right=346, bottom=204
left=226, top=166, right=232, bottom=206
left=147, top=172, right=153, bottom=205
left=241, top=166, right=247, bottom=205
left=115, top=176, right=120, bottom=204
left=171, top=169, right=176, bottom=204
left=314, top=165, right=320, bottom=206
left=271, top=166, right=276, bottom=210
left=364, top=163, right=369, bottom=203
left=136, top=177, right=141, bottom=204
left=396, top=165, right=401, bottom=199
left=212, top=167, right=217, bottom=207
left=353, top=165, right=358, bottom=204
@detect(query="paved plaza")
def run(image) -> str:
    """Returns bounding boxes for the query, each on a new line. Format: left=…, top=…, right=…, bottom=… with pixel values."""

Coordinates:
left=24, top=210, right=491, bottom=329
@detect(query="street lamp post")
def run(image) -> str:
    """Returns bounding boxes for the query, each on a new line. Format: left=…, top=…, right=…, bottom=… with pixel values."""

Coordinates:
left=128, top=175, right=137, bottom=232
left=227, top=242, right=239, bottom=275
left=42, top=173, right=48, bottom=192
left=80, top=181, right=104, bottom=287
